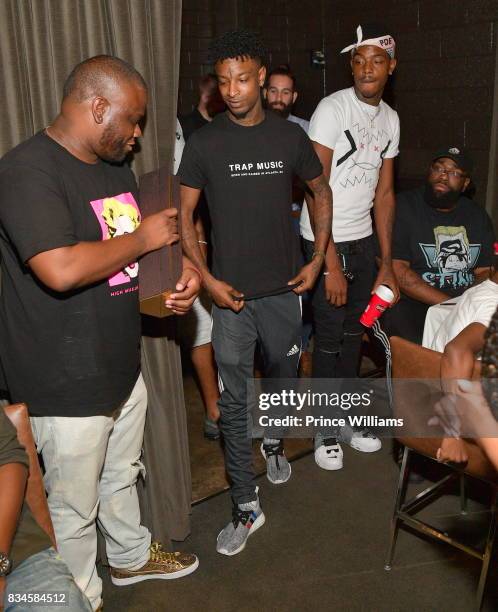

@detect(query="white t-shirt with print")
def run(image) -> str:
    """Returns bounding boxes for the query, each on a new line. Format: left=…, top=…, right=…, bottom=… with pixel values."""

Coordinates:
left=300, top=87, right=400, bottom=243
left=429, top=280, right=498, bottom=353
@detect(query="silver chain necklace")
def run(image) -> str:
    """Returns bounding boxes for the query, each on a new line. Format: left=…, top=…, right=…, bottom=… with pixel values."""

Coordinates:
left=352, top=90, right=381, bottom=128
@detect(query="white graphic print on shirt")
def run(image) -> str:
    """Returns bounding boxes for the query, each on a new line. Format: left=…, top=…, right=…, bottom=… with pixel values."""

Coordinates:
left=300, top=87, right=400, bottom=242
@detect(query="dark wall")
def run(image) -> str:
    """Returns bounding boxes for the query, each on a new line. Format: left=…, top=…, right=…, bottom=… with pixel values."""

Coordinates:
left=179, top=0, right=498, bottom=199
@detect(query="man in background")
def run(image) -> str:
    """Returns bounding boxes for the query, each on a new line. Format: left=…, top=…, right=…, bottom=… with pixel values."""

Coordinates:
left=179, top=73, right=225, bottom=141
left=264, top=64, right=313, bottom=372
left=387, top=147, right=494, bottom=344
left=264, top=64, right=309, bottom=133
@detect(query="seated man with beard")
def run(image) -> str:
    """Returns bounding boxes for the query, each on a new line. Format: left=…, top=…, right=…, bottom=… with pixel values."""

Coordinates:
left=385, top=147, right=495, bottom=344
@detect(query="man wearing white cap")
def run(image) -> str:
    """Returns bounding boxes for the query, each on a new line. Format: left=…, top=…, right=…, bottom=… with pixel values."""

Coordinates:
left=300, top=24, right=400, bottom=470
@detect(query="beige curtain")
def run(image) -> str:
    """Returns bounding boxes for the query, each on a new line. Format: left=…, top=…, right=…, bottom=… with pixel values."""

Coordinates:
left=0, top=0, right=181, bottom=175
left=0, top=0, right=191, bottom=545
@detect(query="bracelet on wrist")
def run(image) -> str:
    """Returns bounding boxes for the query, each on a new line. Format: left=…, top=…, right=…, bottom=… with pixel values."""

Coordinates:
left=312, top=250, right=326, bottom=260
left=198, top=240, right=208, bottom=245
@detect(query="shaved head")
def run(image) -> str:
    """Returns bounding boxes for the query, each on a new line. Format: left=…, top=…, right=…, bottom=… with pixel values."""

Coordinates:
left=62, top=55, right=147, bottom=103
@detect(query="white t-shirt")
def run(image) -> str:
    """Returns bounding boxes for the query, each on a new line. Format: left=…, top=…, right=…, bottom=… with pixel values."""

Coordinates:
left=300, top=87, right=400, bottom=242
left=173, top=119, right=185, bottom=175
left=430, top=280, right=498, bottom=352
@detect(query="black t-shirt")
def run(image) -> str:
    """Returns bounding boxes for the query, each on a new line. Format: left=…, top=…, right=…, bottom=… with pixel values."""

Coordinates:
left=180, top=109, right=209, bottom=142
left=0, top=132, right=141, bottom=417
left=393, top=187, right=494, bottom=298
left=178, top=111, right=322, bottom=296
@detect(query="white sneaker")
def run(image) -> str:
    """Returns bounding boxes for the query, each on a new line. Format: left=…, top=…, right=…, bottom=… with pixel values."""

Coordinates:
left=342, top=426, right=381, bottom=453
left=314, top=438, right=343, bottom=470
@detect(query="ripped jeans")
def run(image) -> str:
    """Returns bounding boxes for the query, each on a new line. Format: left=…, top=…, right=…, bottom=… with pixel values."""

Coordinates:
left=304, top=236, right=376, bottom=378
left=304, top=236, right=376, bottom=438
left=30, top=374, right=150, bottom=611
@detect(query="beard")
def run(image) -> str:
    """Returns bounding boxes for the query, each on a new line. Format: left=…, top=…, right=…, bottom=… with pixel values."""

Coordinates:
left=423, top=182, right=461, bottom=210
left=267, top=100, right=291, bottom=119
left=98, top=124, right=129, bottom=163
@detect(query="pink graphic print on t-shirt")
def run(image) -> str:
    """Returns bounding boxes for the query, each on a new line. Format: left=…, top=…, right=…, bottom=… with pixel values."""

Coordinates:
left=90, top=192, right=141, bottom=287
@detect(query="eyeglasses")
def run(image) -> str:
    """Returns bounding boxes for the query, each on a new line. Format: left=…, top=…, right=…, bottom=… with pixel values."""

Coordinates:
left=430, top=163, right=465, bottom=180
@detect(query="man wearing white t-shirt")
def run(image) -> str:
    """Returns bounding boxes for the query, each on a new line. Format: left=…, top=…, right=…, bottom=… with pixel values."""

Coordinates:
left=300, top=24, right=401, bottom=470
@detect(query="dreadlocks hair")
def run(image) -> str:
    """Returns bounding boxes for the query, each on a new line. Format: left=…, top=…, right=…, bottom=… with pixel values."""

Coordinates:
left=481, top=305, right=498, bottom=416
left=267, top=64, right=296, bottom=90
left=208, top=30, right=266, bottom=66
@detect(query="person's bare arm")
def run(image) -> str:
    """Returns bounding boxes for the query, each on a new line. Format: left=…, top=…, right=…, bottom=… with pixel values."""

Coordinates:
left=304, top=141, right=347, bottom=306
left=0, top=461, right=27, bottom=609
left=0, top=461, right=27, bottom=607
left=165, top=256, right=201, bottom=315
left=373, top=158, right=399, bottom=302
left=441, top=322, right=486, bottom=392
left=479, top=437, right=498, bottom=470
left=180, top=184, right=243, bottom=312
left=194, top=214, right=208, bottom=261
left=304, top=174, right=331, bottom=257
left=432, top=380, right=498, bottom=468
left=27, top=208, right=179, bottom=292
left=474, top=266, right=492, bottom=284
left=0, top=462, right=27, bottom=557
left=392, top=259, right=450, bottom=305
left=289, top=173, right=332, bottom=294
left=437, top=323, right=487, bottom=464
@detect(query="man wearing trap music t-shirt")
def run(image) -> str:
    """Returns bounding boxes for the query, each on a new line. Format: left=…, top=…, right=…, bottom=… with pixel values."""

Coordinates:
left=180, top=30, right=331, bottom=557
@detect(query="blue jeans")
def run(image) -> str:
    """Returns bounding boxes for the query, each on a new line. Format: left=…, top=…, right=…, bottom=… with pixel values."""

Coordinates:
left=5, top=548, right=92, bottom=612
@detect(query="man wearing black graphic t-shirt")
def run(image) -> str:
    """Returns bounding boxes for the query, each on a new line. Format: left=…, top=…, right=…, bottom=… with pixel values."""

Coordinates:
left=386, top=147, right=494, bottom=343
left=180, top=30, right=332, bottom=557
left=0, top=56, right=200, bottom=610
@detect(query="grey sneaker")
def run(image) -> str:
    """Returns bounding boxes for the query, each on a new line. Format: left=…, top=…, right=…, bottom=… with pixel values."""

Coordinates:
left=260, top=438, right=291, bottom=484
left=216, top=491, right=265, bottom=556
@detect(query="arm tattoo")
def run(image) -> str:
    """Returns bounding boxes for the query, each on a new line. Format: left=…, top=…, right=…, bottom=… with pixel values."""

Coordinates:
left=306, top=175, right=332, bottom=252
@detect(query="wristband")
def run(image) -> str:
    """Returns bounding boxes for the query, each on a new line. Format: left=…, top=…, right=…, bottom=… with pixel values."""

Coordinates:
left=198, top=240, right=208, bottom=245
left=312, top=250, right=326, bottom=260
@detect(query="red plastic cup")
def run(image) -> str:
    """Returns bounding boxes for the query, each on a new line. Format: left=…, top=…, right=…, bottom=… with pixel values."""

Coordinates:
left=360, top=284, right=395, bottom=328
